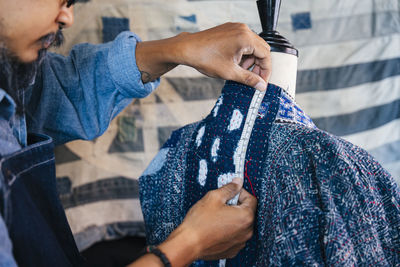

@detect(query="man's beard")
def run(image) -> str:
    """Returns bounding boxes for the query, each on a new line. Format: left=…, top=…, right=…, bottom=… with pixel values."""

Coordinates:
left=0, top=29, right=64, bottom=114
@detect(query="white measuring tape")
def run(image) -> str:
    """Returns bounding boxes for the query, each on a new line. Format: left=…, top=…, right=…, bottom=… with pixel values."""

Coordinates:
left=220, top=89, right=266, bottom=267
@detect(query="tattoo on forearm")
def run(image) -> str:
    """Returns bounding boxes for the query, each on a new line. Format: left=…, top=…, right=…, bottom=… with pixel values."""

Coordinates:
left=140, top=63, right=177, bottom=83
left=140, top=71, right=153, bottom=83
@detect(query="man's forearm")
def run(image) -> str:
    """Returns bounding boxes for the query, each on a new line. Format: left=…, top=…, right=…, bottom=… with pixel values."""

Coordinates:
left=135, top=33, right=188, bottom=83
left=135, top=23, right=270, bottom=91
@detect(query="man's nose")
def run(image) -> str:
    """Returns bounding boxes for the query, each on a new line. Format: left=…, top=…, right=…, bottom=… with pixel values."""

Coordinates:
left=56, top=6, right=74, bottom=28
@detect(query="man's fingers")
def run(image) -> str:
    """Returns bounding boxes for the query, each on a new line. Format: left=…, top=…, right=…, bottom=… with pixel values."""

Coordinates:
left=252, top=64, right=261, bottom=75
left=231, top=64, right=267, bottom=91
left=222, top=243, right=246, bottom=259
left=254, top=55, right=271, bottom=81
left=238, top=188, right=257, bottom=212
left=250, top=35, right=272, bottom=81
left=251, top=34, right=271, bottom=61
left=240, top=56, right=255, bottom=70
left=231, top=34, right=271, bottom=90
left=214, top=178, right=243, bottom=203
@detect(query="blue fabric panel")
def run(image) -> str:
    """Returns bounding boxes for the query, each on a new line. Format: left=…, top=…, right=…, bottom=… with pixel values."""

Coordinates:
left=297, top=58, right=400, bottom=93
left=183, top=82, right=282, bottom=266
left=102, top=17, right=130, bottom=43
left=179, top=15, right=197, bottom=23
left=291, top=12, right=312, bottom=30
left=312, top=99, right=400, bottom=136
left=276, top=92, right=315, bottom=128
left=58, top=177, right=140, bottom=209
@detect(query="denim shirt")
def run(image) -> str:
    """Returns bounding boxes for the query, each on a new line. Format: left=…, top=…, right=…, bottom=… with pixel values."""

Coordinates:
left=0, top=31, right=159, bottom=266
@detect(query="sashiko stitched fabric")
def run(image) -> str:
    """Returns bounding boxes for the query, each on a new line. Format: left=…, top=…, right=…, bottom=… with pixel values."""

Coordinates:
left=139, top=81, right=400, bottom=266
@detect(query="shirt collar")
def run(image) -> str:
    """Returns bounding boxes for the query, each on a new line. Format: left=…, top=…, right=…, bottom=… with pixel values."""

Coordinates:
left=0, top=88, right=17, bottom=121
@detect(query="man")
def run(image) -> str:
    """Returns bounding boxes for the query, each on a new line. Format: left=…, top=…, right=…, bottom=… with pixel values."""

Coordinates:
left=0, top=0, right=271, bottom=266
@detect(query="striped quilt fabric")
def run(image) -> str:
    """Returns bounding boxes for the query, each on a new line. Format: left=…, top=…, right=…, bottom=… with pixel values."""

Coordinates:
left=278, top=0, right=400, bottom=181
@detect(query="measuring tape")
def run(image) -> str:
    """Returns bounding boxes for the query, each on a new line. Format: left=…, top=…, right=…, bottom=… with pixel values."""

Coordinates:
left=228, top=88, right=266, bottom=204
left=221, top=89, right=266, bottom=266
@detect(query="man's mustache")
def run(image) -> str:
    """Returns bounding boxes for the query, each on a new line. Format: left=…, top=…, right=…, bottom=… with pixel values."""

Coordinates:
left=0, top=29, right=65, bottom=115
left=39, top=29, right=65, bottom=49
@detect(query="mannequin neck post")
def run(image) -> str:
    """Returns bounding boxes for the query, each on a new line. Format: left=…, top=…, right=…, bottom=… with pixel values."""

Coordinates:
left=268, top=51, right=297, bottom=99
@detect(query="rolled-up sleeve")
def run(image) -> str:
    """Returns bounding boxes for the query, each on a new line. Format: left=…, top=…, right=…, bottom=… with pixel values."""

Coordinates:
left=27, top=31, right=160, bottom=145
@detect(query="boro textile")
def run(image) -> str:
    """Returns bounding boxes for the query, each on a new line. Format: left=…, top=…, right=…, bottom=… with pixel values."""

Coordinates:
left=140, top=81, right=400, bottom=266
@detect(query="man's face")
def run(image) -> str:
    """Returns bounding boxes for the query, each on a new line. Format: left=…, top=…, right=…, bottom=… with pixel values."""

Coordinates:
left=0, top=0, right=74, bottom=63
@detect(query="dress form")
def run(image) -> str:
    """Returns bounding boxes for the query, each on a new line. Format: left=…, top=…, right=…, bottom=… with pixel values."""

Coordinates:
left=257, top=0, right=298, bottom=99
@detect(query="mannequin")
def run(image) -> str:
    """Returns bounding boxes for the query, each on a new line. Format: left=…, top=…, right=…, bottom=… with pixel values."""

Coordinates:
left=258, top=0, right=298, bottom=99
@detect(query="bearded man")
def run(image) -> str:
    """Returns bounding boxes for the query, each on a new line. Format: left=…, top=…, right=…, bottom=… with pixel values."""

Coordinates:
left=0, top=0, right=271, bottom=266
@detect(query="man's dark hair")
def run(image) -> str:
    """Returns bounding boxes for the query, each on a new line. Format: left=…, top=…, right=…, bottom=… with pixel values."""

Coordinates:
left=67, top=0, right=76, bottom=8
left=0, top=29, right=64, bottom=115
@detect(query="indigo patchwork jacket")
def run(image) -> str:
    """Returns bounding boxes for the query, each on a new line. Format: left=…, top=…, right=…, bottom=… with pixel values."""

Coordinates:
left=140, top=81, right=400, bottom=266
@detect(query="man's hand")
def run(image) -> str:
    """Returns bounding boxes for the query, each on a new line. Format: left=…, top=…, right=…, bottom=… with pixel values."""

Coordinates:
left=177, top=179, right=257, bottom=260
left=160, top=178, right=257, bottom=265
left=136, top=23, right=271, bottom=90
left=129, top=179, right=257, bottom=267
left=177, top=23, right=271, bottom=91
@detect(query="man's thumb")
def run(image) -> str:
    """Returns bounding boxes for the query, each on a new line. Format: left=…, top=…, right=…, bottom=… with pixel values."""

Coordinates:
left=233, top=66, right=267, bottom=91
left=217, top=178, right=243, bottom=202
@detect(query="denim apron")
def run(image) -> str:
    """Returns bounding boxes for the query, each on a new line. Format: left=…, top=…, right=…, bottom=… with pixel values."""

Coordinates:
left=0, top=133, right=85, bottom=266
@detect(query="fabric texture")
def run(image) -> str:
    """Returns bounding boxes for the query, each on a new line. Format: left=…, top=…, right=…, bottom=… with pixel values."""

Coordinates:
left=140, top=81, right=400, bottom=266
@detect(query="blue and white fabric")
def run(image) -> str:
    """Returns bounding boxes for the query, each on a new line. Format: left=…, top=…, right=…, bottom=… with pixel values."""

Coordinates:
left=140, top=81, right=400, bottom=266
